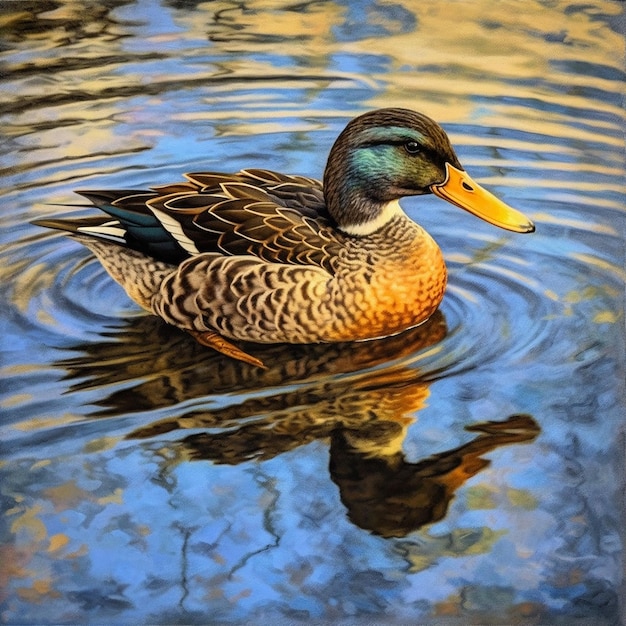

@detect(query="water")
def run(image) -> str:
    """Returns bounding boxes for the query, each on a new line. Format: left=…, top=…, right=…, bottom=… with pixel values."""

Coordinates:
left=1, top=1, right=624, bottom=623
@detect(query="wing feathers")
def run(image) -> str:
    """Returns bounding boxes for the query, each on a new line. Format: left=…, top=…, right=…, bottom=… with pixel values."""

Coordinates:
left=64, top=170, right=342, bottom=272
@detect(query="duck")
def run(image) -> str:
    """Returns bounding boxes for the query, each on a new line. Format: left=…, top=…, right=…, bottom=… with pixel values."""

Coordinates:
left=34, top=108, right=534, bottom=368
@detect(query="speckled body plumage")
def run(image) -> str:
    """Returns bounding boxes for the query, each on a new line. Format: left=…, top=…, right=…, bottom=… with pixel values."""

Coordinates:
left=155, top=213, right=445, bottom=344
left=35, top=108, right=533, bottom=366
left=78, top=211, right=445, bottom=345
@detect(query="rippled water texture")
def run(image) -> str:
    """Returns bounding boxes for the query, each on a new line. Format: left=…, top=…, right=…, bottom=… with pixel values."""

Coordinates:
left=1, top=1, right=625, bottom=624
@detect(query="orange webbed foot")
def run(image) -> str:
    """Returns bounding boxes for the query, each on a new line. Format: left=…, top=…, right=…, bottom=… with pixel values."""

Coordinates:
left=188, top=330, right=266, bottom=369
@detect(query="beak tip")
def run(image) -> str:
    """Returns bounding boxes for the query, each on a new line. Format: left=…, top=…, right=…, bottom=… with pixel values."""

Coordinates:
left=432, top=164, right=536, bottom=234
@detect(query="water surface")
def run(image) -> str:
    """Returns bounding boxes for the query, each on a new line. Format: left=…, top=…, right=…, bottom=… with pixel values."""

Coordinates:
left=1, top=1, right=624, bottom=624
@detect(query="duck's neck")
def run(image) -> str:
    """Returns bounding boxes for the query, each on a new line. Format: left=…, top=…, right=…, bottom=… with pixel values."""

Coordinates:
left=323, top=163, right=406, bottom=235
left=337, top=199, right=406, bottom=236
left=323, top=134, right=420, bottom=235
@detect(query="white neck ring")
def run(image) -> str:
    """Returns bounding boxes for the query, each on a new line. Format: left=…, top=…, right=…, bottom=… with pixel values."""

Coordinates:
left=340, top=200, right=405, bottom=236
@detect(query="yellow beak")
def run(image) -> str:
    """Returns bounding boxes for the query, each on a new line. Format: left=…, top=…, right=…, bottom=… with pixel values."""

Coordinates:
left=431, top=163, right=535, bottom=233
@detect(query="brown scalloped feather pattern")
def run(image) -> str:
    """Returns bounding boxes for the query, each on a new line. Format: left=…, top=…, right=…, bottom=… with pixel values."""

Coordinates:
left=136, top=169, right=344, bottom=274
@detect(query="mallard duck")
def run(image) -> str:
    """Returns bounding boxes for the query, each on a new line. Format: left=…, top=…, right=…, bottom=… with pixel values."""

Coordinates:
left=35, top=108, right=534, bottom=368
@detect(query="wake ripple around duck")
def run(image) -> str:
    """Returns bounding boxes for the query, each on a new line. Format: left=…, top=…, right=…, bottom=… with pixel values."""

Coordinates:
left=409, top=209, right=624, bottom=382
left=7, top=197, right=622, bottom=393
left=4, top=235, right=139, bottom=348
left=430, top=256, right=553, bottom=378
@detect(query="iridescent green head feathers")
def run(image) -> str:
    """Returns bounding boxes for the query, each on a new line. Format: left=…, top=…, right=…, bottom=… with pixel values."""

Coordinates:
left=323, top=108, right=463, bottom=232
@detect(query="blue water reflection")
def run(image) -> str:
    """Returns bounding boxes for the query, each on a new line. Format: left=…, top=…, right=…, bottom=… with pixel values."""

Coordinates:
left=1, top=0, right=624, bottom=624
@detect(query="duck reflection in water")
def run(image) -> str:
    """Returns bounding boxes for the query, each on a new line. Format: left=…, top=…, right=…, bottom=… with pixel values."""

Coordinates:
left=328, top=415, right=538, bottom=538
left=60, top=311, right=539, bottom=538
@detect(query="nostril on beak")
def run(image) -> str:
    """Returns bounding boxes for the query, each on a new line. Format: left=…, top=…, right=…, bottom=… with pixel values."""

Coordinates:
left=462, top=181, right=474, bottom=191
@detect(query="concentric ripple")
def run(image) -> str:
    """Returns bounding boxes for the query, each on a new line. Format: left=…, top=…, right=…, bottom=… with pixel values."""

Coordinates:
left=2, top=234, right=140, bottom=347
left=433, top=264, right=554, bottom=377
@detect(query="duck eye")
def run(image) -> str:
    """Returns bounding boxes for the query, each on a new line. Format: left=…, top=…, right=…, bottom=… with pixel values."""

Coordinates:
left=404, top=140, right=422, bottom=155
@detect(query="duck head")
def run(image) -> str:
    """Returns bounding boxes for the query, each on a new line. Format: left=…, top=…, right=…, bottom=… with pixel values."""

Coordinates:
left=323, top=108, right=534, bottom=236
